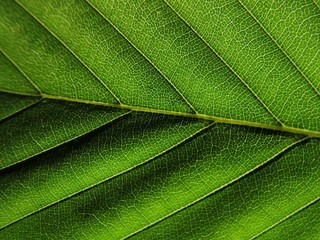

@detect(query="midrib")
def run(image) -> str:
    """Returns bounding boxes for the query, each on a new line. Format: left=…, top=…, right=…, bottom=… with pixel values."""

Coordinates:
left=2, top=89, right=320, bottom=138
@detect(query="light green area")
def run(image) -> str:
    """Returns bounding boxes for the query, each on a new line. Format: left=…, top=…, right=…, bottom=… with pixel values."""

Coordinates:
left=0, top=124, right=306, bottom=239
left=165, top=0, right=320, bottom=131
left=239, top=0, right=320, bottom=93
left=0, top=0, right=319, bottom=133
left=0, top=0, right=116, bottom=103
left=135, top=139, right=320, bottom=239
left=15, top=0, right=193, bottom=113
left=0, top=99, right=128, bottom=169
left=86, top=0, right=277, bottom=125
left=260, top=200, right=320, bottom=240
left=0, top=0, right=319, bottom=239
left=0, top=112, right=208, bottom=227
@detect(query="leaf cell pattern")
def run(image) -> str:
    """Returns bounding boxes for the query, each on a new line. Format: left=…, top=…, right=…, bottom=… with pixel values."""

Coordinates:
left=0, top=0, right=319, bottom=239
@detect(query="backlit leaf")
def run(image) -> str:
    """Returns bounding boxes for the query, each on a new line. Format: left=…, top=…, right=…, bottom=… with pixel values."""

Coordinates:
left=1, top=0, right=319, bottom=239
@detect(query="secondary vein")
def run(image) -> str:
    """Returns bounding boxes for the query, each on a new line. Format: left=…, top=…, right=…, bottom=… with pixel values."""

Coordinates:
left=0, top=121, right=214, bottom=230
left=85, top=0, right=199, bottom=114
left=15, top=0, right=123, bottom=105
left=0, top=97, right=42, bottom=122
left=236, top=0, right=320, bottom=97
left=124, top=137, right=309, bottom=239
left=1, top=49, right=42, bottom=94
left=251, top=196, right=320, bottom=239
left=312, top=0, right=320, bottom=11
left=163, top=0, right=284, bottom=126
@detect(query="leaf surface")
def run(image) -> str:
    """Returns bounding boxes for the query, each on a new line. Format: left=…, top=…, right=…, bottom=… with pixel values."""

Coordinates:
left=0, top=0, right=319, bottom=239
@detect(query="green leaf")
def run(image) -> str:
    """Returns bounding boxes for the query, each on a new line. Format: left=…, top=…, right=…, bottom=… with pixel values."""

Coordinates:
left=1, top=0, right=319, bottom=239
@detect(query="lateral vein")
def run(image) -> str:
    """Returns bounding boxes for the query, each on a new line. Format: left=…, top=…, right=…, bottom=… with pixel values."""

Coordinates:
left=251, top=196, right=320, bottom=239
left=163, top=0, right=285, bottom=126
left=15, top=0, right=123, bottom=105
left=85, top=0, right=199, bottom=114
left=312, top=0, right=320, bottom=11
left=0, top=97, right=42, bottom=122
left=124, top=137, right=309, bottom=239
left=1, top=49, right=42, bottom=94
left=0, top=121, right=214, bottom=230
left=0, top=108, right=132, bottom=172
left=236, top=0, right=320, bottom=97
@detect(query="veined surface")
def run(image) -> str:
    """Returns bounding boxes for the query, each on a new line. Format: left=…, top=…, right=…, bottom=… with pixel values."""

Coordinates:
left=1, top=0, right=319, bottom=239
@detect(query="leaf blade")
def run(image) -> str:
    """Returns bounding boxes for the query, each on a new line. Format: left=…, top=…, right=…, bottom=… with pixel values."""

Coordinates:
left=1, top=0, right=319, bottom=239
left=0, top=99, right=128, bottom=169
left=1, top=123, right=308, bottom=238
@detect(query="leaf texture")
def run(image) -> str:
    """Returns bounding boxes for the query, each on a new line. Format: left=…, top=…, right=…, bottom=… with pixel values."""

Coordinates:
left=0, top=0, right=319, bottom=239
